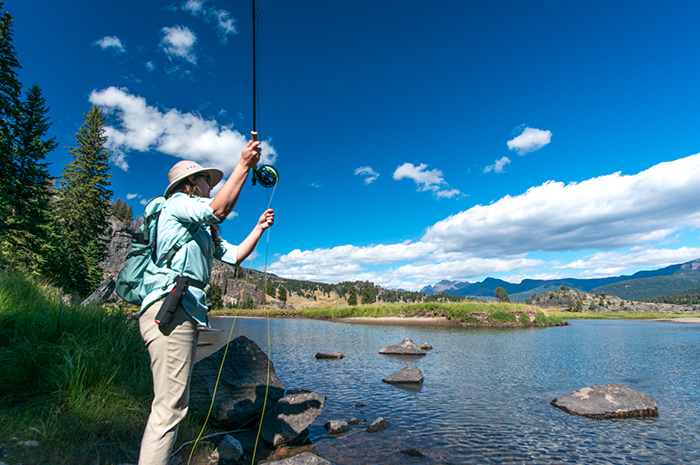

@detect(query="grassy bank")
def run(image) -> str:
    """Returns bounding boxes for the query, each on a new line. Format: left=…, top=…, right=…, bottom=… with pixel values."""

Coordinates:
left=548, top=310, right=700, bottom=320
left=211, top=301, right=566, bottom=327
left=0, top=272, right=215, bottom=464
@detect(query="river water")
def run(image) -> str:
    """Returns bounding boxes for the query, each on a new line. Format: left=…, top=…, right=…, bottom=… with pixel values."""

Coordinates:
left=198, top=318, right=700, bottom=464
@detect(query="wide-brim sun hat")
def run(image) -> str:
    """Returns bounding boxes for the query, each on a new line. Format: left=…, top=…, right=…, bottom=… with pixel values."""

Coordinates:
left=164, top=160, right=224, bottom=198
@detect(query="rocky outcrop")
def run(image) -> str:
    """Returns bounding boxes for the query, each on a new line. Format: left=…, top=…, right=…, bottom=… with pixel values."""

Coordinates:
left=189, top=336, right=285, bottom=429
left=382, top=366, right=424, bottom=385
left=209, top=435, right=244, bottom=463
left=260, top=391, right=326, bottom=446
left=100, top=216, right=132, bottom=280
left=379, top=338, right=425, bottom=355
left=80, top=278, right=115, bottom=306
left=551, top=384, right=658, bottom=419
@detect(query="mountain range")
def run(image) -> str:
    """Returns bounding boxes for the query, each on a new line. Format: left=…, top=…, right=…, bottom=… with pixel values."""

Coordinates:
left=420, top=259, right=700, bottom=302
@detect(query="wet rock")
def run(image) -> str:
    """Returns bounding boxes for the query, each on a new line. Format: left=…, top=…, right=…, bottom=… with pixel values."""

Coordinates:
left=189, top=335, right=285, bottom=429
left=315, top=352, right=344, bottom=359
left=401, top=448, right=426, bottom=458
left=379, top=338, right=426, bottom=356
left=324, top=420, right=349, bottom=435
left=420, top=343, right=433, bottom=350
left=209, top=435, right=243, bottom=463
left=354, top=403, right=367, bottom=408
left=260, top=391, right=326, bottom=446
left=264, top=452, right=334, bottom=465
left=551, top=384, right=658, bottom=419
left=366, top=417, right=390, bottom=433
left=383, top=366, right=424, bottom=385
left=347, top=418, right=363, bottom=425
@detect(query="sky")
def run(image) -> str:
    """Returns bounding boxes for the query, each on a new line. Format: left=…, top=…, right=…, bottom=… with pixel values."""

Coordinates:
left=8, top=0, right=700, bottom=291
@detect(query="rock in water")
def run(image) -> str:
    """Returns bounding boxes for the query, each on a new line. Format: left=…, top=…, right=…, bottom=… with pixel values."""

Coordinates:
left=551, top=384, right=658, bottom=419
left=366, top=417, right=390, bottom=433
left=324, top=420, right=350, bottom=435
left=189, top=335, right=285, bottom=428
left=264, top=452, right=334, bottom=465
left=379, top=338, right=425, bottom=355
left=315, top=352, right=344, bottom=359
left=420, top=342, right=433, bottom=350
left=382, top=366, right=424, bottom=385
left=260, top=391, right=326, bottom=446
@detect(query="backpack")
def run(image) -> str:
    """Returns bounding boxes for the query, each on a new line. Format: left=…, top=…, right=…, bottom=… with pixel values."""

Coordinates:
left=115, top=196, right=199, bottom=305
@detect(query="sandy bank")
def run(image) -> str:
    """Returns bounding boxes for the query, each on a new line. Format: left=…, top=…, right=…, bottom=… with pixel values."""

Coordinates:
left=652, top=318, right=700, bottom=324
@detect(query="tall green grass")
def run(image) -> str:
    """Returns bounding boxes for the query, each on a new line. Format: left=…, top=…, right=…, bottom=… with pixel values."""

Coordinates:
left=0, top=271, right=153, bottom=464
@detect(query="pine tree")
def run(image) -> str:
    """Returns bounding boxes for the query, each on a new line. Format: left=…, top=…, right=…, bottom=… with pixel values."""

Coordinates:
left=56, top=105, right=113, bottom=296
left=0, top=5, right=23, bottom=247
left=277, top=286, right=287, bottom=303
left=347, top=285, right=358, bottom=306
left=361, top=280, right=374, bottom=305
left=0, top=84, right=57, bottom=273
left=111, top=198, right=133, bottom=226
left=495, top=287, right=511, bottom=303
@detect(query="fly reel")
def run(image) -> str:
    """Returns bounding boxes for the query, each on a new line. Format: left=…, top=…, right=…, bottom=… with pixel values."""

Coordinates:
left=252, top=164, right=279, bottom=188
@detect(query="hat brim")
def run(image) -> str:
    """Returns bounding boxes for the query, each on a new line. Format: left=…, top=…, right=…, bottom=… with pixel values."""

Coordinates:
left=164, top=167, right=224, bottom=198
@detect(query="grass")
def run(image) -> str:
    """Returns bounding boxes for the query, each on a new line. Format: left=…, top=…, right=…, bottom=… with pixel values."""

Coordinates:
left=211, top=301, right=565, bottom=327
left=0, top=271, right=220, bottom=465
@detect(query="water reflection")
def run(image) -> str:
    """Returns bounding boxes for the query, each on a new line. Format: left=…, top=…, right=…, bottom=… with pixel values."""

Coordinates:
left=198, top=318, right=700, bottom=464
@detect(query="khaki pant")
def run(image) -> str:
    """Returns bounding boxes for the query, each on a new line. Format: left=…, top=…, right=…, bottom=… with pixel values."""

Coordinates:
left=138, top=300, right=199, bottom=465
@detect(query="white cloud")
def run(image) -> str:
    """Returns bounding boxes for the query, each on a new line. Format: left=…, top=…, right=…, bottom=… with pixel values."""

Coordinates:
left=89, top=87, right=277, bottom=171
left=268, top=154, right=700, bottom=290
left=484, top=156, right=511, bottom=174
left=423, top=154, right=700, bottom=257
left=354, top=166, right=379, bottom=184
left=182, top=0, right=237, bottom=43
left=145, top=61, right=156, bottom=72
left=507, top=127, right=552, bottom=155
left=393, top=162, right=462, bottom=199
left=126, top=193, right=138, bottom=200
left=160, top=26, right=197, bottom=64
left=93, top=36, right=126, bottom=54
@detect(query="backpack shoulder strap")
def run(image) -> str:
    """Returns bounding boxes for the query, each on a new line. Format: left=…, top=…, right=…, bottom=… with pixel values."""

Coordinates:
left=156, top=222, right=200, bottom=268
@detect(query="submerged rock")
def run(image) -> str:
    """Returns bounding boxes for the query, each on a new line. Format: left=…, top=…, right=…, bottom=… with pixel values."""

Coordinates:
left=264, top=452, right=334, bottom=465
left=401, top=448, right=426, bottom=458
left=551, top=384, right=658, bottom=419
left=379, top=338, right=425, bottom=355
left=383, top=366, right=424, bottom=385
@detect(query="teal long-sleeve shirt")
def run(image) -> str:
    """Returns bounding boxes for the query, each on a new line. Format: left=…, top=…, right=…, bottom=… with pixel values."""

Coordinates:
left=139, top=193, right=238, bottom=326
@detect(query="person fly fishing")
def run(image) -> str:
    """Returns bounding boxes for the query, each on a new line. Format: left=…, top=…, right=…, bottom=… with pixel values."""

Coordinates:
left=137, top=138, right=274, bottom=465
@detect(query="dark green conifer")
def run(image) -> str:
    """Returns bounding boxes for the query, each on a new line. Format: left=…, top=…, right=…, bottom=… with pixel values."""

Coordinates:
left=361, top=280, right=374, bottom=305
left=347, top=285, right=358, bottom=306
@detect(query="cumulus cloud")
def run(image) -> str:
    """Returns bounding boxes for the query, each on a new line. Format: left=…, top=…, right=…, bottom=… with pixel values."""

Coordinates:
left=354, top=166, right=379, bottom=184
left=182, top=0, right=237, bottom=43
left=126, top=193, right=139, bottom=200
left=93, top=36, right=126, bottom=54
left=89, top=87, right=277, bottom=171
left=484, top=156, right=511, bottom=174
left=507, top=127, right=552, bottom=155
left=268, top=154, right=700, bottom=290
left=423, top=154, right=700, bottom=257
left=160, top=26, right=197, bottom=64
left=393, top=162, right=461, bottom=198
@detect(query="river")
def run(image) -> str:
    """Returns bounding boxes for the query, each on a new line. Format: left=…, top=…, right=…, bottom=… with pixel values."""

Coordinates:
left=198, top=317, right=700, bottom=464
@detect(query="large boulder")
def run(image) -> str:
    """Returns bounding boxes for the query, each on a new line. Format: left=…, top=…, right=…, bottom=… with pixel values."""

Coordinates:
left=379, top=338, right=426, bottom=356
left=189, top=336, right=285, bottom=428
left=551, top=384, right=658, bottom=419
left=382, top=366, right=424, bottom=385
left=81, top=278, right=115, bottom=306
left=260, top=391, right=326, bottom=447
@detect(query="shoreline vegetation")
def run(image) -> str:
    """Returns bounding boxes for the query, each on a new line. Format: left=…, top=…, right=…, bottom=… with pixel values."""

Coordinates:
left=3, top=272, right=700, bottom=464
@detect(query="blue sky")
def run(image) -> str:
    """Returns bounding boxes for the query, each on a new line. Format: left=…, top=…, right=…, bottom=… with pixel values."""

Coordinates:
left=9, top=0, right=700, bottom=290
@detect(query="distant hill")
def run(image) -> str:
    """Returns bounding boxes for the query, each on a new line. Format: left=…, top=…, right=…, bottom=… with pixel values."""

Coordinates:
left=421, top=259, right=699, bottom=301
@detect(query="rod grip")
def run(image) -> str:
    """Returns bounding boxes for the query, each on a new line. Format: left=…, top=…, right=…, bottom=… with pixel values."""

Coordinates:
left=251, top=131, right=258, bottom=142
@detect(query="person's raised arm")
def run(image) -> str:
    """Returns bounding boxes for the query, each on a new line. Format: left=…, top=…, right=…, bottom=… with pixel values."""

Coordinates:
left=210, top=139, right=261, bottom=220
left=237, top=209, right=274, bottom=263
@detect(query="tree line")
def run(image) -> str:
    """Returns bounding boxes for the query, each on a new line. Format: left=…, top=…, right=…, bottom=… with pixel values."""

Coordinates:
left=0, top=4, right=114, bottom=297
